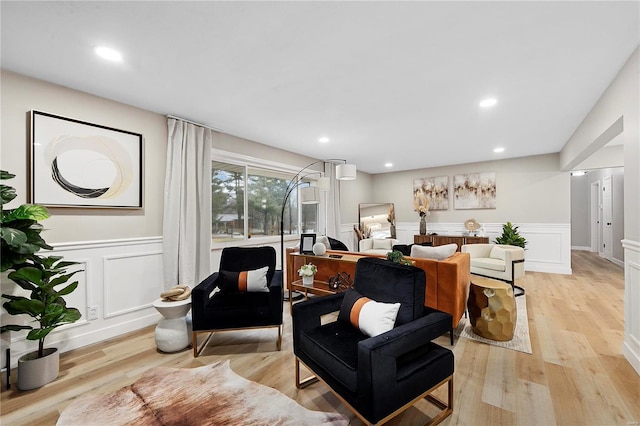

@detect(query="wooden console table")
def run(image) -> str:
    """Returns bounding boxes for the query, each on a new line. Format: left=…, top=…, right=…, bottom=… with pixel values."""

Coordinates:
left=414, top=234, right=488, bottom=252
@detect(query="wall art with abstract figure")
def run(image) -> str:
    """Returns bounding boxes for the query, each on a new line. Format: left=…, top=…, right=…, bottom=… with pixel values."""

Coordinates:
left=30, top=110, right=143, bottom=208
left=413, top=176, right=449, bottom=210
left=453, top=172, right=496, bottom=209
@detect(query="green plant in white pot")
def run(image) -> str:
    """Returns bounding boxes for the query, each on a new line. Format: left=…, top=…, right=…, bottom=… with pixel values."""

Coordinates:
left=1, top=170, right=82, bottom=390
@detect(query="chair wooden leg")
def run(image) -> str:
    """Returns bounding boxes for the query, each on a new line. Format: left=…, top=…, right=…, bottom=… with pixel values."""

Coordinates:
left=423, top=376, right=453, bottom=426
left=276, top=325, right=282, bottom=351
left=295, top=358, right=318, bottom=389
left=192, top=331, right=214, bottom=357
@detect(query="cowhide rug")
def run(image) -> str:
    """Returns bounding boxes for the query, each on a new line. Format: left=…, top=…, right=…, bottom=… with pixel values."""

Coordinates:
left=57, top=360, right=348, bottom=426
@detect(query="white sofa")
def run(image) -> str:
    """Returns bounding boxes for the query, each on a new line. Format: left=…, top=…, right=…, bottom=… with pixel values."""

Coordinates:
left=461, top=243, right=525, bottom=295
left=358, top=238, right=399, bottom=255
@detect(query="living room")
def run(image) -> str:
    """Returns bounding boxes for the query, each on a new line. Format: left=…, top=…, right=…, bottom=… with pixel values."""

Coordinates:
left=1, top=1, right=639, bottom=424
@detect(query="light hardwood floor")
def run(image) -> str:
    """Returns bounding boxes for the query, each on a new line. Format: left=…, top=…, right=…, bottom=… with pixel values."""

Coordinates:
left=1, top=251, right=638, bottom=425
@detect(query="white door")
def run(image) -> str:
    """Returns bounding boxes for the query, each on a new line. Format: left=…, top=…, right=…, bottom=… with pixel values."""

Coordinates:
left=602, top=175, right=613, bottom=260
left=590, top=181, right=601, bottom=253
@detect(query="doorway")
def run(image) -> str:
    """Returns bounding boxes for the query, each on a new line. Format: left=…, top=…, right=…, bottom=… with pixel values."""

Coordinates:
left=590, top=180, right=601, bottom=253
left=602, top=175, right=613, bottom=261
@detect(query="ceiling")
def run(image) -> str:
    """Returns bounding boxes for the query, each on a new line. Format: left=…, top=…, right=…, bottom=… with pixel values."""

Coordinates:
left=2, top=1, right=638, bottom=174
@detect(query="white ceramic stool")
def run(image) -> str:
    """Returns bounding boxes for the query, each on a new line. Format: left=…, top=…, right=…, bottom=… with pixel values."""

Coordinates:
left=152, top=297, right=192, bottom=352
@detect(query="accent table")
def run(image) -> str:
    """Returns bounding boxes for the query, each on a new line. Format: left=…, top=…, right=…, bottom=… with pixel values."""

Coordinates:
left=290, top=279, right=343, bottom=307
left=152, top=297, right=192, bottom=352
left=287, top=251, right=364, bottom=310
left=467, top=276, right=516, bottom=341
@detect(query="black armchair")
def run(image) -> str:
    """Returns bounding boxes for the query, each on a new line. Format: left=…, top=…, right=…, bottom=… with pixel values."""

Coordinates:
left=292, top=257, right=454, bottom=425
left=191, top=246, right=283, bottom=357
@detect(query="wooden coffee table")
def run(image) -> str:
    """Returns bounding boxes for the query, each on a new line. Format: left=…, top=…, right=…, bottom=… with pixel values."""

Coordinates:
left=467, top=276, right=517, bottom=341
left=289, top=279, right=344, bottom=309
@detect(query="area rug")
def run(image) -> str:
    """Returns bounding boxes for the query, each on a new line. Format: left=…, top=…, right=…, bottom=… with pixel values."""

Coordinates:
left=455, top=294, right=532, bottom=354
left=57, top=360, right=348, bottom=426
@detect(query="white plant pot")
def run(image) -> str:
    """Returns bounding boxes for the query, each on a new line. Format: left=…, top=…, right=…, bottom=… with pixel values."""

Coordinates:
left=302, top=275, right=314, bottom=286
left=18, top=347, right=59, bottom=390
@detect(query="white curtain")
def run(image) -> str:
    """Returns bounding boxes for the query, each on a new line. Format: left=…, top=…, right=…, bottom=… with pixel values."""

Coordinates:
left=325, top=163, right=342, bottom=239
left=162, top=118, right=212, bottom=289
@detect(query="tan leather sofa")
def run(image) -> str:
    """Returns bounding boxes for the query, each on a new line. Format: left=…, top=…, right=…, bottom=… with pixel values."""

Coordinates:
left=404, top=252, right=470, bottom=328
left=286, top=247, right=470, bottom=328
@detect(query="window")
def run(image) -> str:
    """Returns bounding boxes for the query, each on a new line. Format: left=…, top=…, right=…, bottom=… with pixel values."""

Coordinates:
left=212, top=160, right=320, bottom=243
left=212, top=162, right=244, bottom=241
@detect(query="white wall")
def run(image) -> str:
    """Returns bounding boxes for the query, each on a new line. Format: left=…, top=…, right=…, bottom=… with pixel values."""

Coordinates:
left=0, top=70, right=167, bottom=243
left=368, top=153, right=570, bottom=225
left=560, top=48, right=639, bottom=374
left=571, top=174, right=590, bottom=249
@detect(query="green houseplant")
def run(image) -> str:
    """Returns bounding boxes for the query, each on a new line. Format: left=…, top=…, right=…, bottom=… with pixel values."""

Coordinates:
left=494, top=221, right=527, bottom=249
left=386, top=250, right=413, bottom=266
left=1, top=170, right=82, bottom=390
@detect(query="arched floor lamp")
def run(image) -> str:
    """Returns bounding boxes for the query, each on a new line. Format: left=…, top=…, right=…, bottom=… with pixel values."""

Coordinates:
left=280, top=159, right=356, bottom=301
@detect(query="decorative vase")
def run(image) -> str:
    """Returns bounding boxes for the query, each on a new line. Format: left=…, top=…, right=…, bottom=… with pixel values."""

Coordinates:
left=18, top=347, right=59, bottom=390
left=419, top=216, right=427, bottom=235
left=302, top=275, right=314, bottom=286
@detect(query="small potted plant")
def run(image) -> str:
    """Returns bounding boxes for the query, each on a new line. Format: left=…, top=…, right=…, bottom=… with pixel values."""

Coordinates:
left=297, top=263, right=317, bottom=286
left=386, top=250, right=413, bottom=266
left=494, top=221, right=527, bottom=249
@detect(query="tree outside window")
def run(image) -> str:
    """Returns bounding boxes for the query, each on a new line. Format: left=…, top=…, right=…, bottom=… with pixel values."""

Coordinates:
left=212, top=161, right=318, bottom=242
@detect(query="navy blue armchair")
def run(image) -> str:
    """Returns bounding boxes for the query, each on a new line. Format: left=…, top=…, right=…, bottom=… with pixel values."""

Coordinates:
left=191, top=246, right=283, bottom=357
left=293, top=257, right=454, bottom=425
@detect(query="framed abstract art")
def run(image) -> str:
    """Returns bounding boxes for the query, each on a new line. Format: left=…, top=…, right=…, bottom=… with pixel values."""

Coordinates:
left=413, top=176, right=449, bottom=210
left=453, top=172, right=496, bottom=209
left=30, top=110, right=143, bottom=208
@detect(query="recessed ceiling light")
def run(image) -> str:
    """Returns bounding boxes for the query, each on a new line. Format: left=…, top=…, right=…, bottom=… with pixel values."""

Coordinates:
left=95, top=46, right=123, bottom=62
left=318, top=137, right=329, bottom=143
left=493, top=147, right=505, bottom=153
left=480, top=98, right=497, bottom=108
left=571, top=171, right=587, bottom=176
left=384, top=162, right=393, bottom=168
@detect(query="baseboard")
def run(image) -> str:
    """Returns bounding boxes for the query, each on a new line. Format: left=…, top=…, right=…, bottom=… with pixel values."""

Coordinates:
left=623, top=340, right=640, bottom=376
left=571, top=245, right=592, bottom=251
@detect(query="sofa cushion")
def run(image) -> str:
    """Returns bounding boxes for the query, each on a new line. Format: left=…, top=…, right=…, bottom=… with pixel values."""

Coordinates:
left=372, top=239, right=392, bottom=250
left=220, top=266, right=269, bottom=293
left=410, top=243, right=457, bottom=260
left=299, top=321, right=366, bottom=392
left=489, top=246, right=507, bottom=261
left=471, top=257, right=506, bottom=272
left=338, top=289, right=401, bottom=337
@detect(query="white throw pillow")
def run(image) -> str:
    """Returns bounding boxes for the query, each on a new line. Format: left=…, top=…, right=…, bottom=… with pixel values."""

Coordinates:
left=410, top=243, right=457, bottom=260
left=339, top=289, right=401, bottom=337
left=359, top=299, right=401, bottom=337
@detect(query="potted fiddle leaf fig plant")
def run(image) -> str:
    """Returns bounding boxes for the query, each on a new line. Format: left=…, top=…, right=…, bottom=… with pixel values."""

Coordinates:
left=1, top=170, right=82, bottom=390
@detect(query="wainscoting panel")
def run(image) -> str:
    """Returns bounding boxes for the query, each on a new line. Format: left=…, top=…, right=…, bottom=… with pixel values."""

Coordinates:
left=342, top=222, right=572, bottom=275
left=2, top=237, right=164, bottom=369
left=622, top=239, right=640, bottom=375
left=103, top=251, right=164, bottom=318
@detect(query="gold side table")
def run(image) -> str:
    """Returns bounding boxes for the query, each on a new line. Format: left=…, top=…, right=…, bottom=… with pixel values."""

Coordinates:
left=467, top=276, right=516, bottom=341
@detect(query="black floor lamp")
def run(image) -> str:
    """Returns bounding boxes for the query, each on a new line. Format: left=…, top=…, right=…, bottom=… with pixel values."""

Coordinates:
left=280, top=159, right=356, bottom=301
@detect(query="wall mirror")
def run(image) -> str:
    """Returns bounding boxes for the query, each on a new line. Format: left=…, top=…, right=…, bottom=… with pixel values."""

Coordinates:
left=358, top=203, right=396, bottom=239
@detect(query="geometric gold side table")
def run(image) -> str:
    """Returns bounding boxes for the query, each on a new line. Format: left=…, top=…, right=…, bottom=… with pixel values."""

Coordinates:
left=467, top=276, right=516, bottom=341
